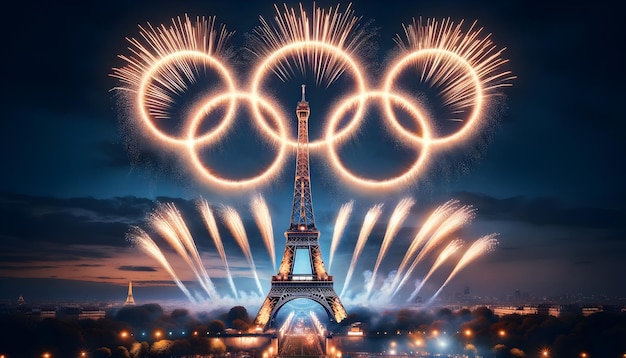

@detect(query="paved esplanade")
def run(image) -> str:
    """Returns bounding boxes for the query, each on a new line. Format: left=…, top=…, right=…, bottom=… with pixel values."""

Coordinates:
left=279, top=313, right=325, bottom=357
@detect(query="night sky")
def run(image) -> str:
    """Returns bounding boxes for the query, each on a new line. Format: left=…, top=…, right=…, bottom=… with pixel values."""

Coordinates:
left=1, top=0, right=624, bottom=308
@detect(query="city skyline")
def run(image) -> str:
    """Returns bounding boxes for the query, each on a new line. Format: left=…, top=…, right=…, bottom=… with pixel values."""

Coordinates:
left=1, top=0, right=624, bottom=307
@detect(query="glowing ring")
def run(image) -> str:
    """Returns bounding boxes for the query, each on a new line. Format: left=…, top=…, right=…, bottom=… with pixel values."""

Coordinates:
left=187, top=92, right=289, bottom=190
left=325, top=91, right=432, bottom=189
left=250, top=41, right=368, bottom=152
left=137, top=50, right=237, bottom=146
left=383, top=49, right=483, bottom=146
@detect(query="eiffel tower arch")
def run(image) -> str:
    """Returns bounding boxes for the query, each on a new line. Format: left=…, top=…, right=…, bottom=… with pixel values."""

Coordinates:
left=254, top=85, right=347, bottom=329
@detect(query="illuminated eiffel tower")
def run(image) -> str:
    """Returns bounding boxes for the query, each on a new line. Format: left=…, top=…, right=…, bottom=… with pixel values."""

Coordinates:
left=124, top=281, right=136, bottom=305
left=253, top=85, right=347, bottom=329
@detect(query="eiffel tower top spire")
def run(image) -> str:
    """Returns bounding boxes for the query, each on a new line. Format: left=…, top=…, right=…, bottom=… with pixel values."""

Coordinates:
left=289, top=84, right=316, bottom=231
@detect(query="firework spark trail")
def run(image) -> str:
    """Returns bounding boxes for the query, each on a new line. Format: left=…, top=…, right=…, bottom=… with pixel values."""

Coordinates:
left=161, top=203, right=219, bottom=299
left=149, top=203, right=218, bottom=299
left=382, top=17, right=515, bottom=155
left=393, top=17, right=514, bottom=114
left=429, top=234, right=499, bottom=302
left=392, top=204, right=475, bottom=296
left=390, top=199, right=458, bottom=295
left=251, top=194, right=276, bottom=271
left=126, top=226, right=196, bottom=302
left=111, top=15, right=234, bottom=115
left=340, top=203, right=384, bottom=298
left=221, top=206, right=264, bottom=296
left=249, top=3, right=372, bottom=86
left=365, top=197, right=415, bottom=298
left=329, top=200, right=354, bottom=271
left=198, top=198, right=238, bottom=299
left=408, top=239, right=463, bottom=302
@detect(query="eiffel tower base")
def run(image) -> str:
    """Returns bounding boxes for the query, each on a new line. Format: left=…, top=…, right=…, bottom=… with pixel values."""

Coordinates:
left=254, top=278, right=347, bottom=329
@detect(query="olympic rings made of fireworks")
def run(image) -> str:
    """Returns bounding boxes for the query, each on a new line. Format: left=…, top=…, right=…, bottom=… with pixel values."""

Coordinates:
left=112, top=7, right=513, bottom=191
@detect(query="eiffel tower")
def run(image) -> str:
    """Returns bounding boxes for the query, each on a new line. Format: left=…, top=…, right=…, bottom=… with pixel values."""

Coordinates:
left=124, top=281, right=136, bottom=305
left=253, top=85, right=347, bottom=329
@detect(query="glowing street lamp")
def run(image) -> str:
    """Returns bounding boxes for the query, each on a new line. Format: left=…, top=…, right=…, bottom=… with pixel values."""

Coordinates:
left=498, top=329, right=506, bottom=338
left=464, top=329, right=472, bottom=337
left=155, top=330, right=162, bottom=339
left=120, top=331, right=129, bottom=339
left=542, top=349, right=550, bottom=357
left=390, top=342, right=397, bottom=355
left=42, top=353, right=51, bottom=358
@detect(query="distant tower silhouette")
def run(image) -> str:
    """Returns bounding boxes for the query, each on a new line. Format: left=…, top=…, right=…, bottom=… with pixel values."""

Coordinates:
left=124, top=281, right=136, bottom=305
left=253, top=85, right=347, bottom=329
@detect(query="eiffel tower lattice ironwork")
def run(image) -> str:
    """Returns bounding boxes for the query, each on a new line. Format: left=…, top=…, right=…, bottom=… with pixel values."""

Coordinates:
left=253, top=85, right=347, bottom=329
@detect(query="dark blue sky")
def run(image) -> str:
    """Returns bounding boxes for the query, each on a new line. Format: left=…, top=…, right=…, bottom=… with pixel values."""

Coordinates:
left=1, top=0, right=624, bottom=307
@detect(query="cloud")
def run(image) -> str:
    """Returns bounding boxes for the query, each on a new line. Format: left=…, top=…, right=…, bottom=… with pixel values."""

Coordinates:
left=0, top=193, right=155, bottom=248
left=74, top=263, right=105, bottom=267
left=96, top=276, right=127, bottom=280
left=118, top=265, right=158, bottom=272
left=453, top=191, right=625, bottom=231
left=0, top=265, right=60, bottom=270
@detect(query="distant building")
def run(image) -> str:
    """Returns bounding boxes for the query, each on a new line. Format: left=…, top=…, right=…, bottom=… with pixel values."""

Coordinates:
left=40, top=306, right=57, bottom=319
left=347, top=322, right=364, bottom=336
left=57, top=306, right=105, bottom=320
left=491, top=305, right=538, bottom=316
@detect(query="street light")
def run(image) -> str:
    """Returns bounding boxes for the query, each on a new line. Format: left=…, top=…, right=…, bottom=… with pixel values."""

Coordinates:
left=498, top=330, right=506, bottom=338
